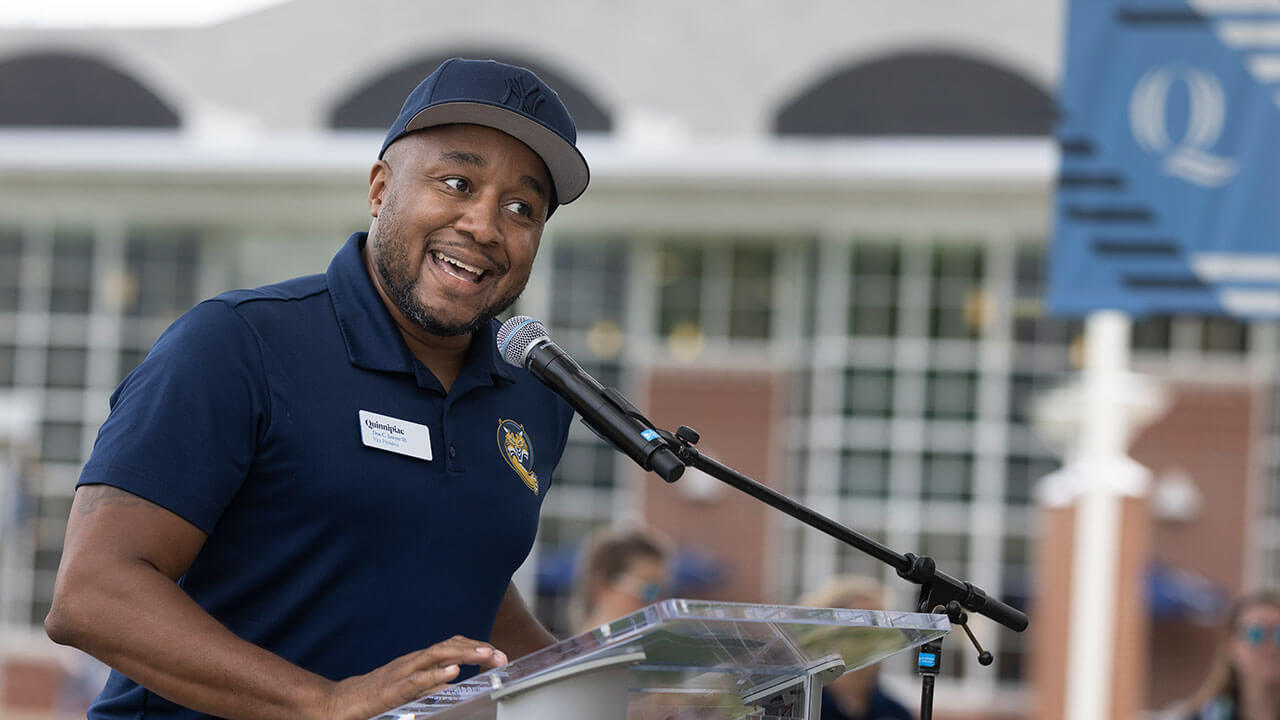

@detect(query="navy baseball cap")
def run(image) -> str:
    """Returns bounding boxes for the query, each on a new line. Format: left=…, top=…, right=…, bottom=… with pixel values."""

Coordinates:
left=380, top=57, right=590, bottom=209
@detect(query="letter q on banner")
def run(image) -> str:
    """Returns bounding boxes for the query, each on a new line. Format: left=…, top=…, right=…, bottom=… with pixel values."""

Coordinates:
left=1129, top=65, right=1237, bottom=187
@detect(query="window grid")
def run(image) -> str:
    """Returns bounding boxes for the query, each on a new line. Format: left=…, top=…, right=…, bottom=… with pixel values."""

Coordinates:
left=653, top=236, right=793, bottom=348
left=0, top=226, right=21, bottom=311
left=848, top=242, right=900, bottom=338
left=0, top=222, right=203, bottom=629
left=656, top=240, right=703, bottom=338
left=549, top=240, right=628, bottom=333
left=728, top=244, right=774, bottom=339
left=929, top=244, right=985, bottom=340
left=796, top=237, right=1033, bottom=692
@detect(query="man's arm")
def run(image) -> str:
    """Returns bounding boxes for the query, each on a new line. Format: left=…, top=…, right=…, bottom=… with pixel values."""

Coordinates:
left=46, top=485, right=506, bottom=720
left=488, top=582, right=558, bottom=660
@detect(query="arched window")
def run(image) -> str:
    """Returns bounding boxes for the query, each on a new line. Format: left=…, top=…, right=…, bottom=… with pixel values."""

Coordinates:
left=774, top=52, right=1055, bottom=136
left=331, top=52, right=612, bottom=134
left=0, top=53, right=179, bottom=128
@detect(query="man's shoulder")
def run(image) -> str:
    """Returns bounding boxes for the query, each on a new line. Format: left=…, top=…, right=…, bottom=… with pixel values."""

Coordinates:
left=156, top=273, right=333, bottom=351
left=212, top=273, right=329, bottom=310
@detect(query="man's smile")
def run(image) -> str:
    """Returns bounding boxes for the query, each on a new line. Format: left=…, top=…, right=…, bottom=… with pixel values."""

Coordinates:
left=430, top=249, right=492, bottom=285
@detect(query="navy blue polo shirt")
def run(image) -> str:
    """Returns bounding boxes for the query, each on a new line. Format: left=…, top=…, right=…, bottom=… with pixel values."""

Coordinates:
left=78, top=232, right=574, bottom=719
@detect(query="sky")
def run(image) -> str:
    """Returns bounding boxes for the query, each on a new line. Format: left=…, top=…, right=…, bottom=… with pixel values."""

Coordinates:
left=0, top=0, right=288, bottom=28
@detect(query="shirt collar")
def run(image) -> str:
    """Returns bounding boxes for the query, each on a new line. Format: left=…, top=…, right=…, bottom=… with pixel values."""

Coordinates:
left=462, top=317, right=519, bottom=385
left=326, top=232, right=517, bottom=384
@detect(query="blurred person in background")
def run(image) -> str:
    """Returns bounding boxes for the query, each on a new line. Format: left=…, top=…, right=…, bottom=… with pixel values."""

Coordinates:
left=570, top=527, right=732, bottom=720
left=798, top=575, right=912, bottom=720
left=570, top=525, right=673, bottom=633
left=43, top=58, right=590, bottom=720
left=1178, top=590, right=1280, bottom=720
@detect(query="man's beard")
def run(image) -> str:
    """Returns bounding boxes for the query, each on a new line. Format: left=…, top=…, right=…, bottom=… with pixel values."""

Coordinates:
left=371, top=194, right=524, bottom=337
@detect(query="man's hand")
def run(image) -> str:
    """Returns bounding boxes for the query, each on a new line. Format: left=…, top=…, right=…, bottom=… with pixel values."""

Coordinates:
left=322, top=636, right=508, bottom=720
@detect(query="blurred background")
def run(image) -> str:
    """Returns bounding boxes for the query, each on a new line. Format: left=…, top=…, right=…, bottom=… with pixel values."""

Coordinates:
left=0, top=0, right=1270, bottom=717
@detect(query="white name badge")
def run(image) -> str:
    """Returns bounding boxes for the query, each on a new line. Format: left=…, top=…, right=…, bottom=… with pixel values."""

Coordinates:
left=358, top=410, right=432, bottom=461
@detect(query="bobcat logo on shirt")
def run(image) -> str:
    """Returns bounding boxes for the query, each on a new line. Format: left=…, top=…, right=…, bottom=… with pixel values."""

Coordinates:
left=497, top=419, right=538, bottom=494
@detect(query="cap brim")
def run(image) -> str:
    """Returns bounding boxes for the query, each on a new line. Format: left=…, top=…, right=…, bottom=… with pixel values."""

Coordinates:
left=405, top=102, right=590, bottom=204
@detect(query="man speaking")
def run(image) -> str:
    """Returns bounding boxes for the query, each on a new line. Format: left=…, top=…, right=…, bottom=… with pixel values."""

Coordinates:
left=44, top=58, right=587, bottom=720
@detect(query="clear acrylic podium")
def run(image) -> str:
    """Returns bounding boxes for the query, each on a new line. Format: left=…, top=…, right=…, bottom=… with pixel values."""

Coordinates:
left=373, top=599, right=950, bottom=720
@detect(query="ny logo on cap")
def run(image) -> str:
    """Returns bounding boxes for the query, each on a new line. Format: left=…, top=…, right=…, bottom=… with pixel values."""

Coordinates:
left=502, top=76, right=544, bottom=116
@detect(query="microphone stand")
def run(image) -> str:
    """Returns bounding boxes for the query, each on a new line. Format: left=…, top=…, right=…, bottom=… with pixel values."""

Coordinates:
left=645, top=424, right=1028, bottom=720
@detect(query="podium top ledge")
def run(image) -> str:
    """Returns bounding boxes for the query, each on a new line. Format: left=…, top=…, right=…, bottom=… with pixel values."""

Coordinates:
left=377, top=599, right=949, bottom=719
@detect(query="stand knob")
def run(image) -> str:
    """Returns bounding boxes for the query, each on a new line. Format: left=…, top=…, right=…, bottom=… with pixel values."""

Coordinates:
left=942, top=601, right=996, bottom=668
left=676, top=426, right=701, bottom=444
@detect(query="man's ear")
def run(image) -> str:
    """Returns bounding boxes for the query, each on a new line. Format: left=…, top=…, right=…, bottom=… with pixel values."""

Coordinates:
left=368, top=160, right=390, bottom=218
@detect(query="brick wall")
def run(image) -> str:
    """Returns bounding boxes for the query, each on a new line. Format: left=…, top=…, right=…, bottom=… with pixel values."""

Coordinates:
left=1129, top=384, right=1259, bottom=710
left=640, top=367, right=783, bottom=604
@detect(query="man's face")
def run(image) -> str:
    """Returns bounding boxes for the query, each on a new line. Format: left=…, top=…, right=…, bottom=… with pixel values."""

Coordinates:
left=366, top=124, right=551, bottom=338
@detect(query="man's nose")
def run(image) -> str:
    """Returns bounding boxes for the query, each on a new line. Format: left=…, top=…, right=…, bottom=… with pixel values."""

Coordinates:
left=453, top=194, right=502, bottom=244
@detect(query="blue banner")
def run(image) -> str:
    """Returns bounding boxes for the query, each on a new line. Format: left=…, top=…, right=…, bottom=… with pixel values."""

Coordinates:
left=1050, top=0, right=1280, bottom=317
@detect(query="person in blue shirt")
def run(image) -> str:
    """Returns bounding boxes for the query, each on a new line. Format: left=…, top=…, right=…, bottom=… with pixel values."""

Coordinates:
left=44, top=58, right=588, bottom=720
left=799, top=576, right=914, bottom=720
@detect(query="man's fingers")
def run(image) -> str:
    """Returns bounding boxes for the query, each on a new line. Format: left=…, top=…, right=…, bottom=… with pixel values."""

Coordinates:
left=378, top=662, right=463, bottom=711
left=407, top=637, right=506, bottom=670
left=395, top=646, right=505, bottom=705
left=448, top=644, right=507, bottom=668
left=403, top=663, right=460, bottom=699
left=339, top=638, right=512, bottom=719
left=420, top=663, right=459, bottom=684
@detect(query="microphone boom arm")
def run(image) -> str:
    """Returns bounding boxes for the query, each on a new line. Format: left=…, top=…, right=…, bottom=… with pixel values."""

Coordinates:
left=657, top=426, right=1028, bottom=634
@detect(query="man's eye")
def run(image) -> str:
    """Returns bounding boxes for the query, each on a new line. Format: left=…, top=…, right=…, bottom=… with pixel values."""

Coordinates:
left=504, top=200, right=533, bottom=217
left=442, top=177, right=470, bottom=192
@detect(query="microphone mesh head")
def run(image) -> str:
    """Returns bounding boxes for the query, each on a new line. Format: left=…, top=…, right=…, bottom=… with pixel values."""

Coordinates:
left=497, top=315, right=549, bottom=367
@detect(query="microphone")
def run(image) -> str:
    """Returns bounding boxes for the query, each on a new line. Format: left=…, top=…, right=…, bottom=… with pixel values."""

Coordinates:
left=497, top=316, right=685, bottom=483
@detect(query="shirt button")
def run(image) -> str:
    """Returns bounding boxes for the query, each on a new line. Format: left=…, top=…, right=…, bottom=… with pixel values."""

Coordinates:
left=449, top=445, right=457, bottom=459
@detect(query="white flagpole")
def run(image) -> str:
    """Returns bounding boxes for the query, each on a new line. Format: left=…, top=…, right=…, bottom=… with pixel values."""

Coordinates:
left=1064, top=310, right=1131, bottom=720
